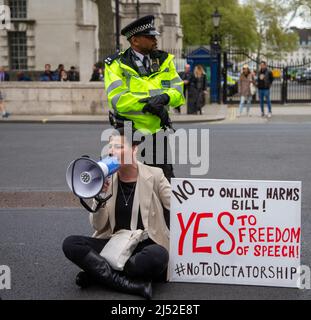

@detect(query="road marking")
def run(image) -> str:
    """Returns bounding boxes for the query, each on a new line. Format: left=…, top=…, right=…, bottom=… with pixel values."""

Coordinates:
left=229, top=107, right=237, bottom=121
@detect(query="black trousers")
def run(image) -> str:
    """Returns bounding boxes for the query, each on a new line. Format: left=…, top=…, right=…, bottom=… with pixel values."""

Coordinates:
left=62, top=235, right=169, bottom=282
left=141, top=132, right=175, bottom=182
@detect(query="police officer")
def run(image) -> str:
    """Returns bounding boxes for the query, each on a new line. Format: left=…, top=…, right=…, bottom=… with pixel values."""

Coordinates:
left=104, top=15, right=185, bottom=181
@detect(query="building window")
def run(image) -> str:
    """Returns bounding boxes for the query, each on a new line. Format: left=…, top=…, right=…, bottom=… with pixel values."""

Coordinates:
left=9, top=0, right=27, bottom=19
left=8, top=31, right=28, bottom=70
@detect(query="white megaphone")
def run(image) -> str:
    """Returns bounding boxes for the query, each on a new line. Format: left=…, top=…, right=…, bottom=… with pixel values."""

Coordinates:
left=66, top=155, right=120, bottom=200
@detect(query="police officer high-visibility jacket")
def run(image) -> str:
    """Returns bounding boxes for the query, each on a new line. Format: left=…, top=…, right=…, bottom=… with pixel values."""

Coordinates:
left=104, top=48, right=185, bottom=134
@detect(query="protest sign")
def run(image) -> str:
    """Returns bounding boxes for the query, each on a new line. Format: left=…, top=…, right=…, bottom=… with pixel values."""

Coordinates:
left=169, top=179, right=301, bottom=288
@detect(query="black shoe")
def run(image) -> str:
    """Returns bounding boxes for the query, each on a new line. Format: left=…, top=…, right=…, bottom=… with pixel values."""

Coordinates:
left=75, top=271, right=93, bottom=288
left=80, top=251, right=152, bottom=299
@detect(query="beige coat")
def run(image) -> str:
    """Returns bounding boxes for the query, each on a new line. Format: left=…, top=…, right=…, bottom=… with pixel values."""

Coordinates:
left=89, top=162, right=171, bottom=252
left=238, top=72, right=254, bottom=97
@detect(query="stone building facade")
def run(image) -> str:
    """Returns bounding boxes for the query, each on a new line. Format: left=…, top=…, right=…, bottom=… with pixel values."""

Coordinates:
left=0, top=0, right=182, bottom=81
left=117, top=0, right=183, bottom=51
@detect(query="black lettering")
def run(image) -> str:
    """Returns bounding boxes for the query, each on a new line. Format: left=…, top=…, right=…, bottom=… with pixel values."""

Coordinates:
left=172, top=185, right=188, bottom=204
left=293, top=188, right=300, bottom=201
left=183, top=180, right=195, bottom=195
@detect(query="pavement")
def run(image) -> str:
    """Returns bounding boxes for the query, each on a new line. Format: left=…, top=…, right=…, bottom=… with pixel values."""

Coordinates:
left=1, top=103, right=311, bottom=124
left=222, top=104, right=311, bottom=124
left=0, top=104, right=227, bottom=124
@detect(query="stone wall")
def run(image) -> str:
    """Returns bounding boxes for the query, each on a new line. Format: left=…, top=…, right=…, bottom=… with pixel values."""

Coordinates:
left=0, top=82, right=108, bottom=115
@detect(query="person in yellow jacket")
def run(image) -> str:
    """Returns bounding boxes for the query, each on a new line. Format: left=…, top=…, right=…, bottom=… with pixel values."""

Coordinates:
left=104, top=15, right=185, bottom=181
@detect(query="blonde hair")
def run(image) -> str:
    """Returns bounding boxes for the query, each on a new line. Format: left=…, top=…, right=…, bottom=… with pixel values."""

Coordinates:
left=194, top=65, right=205, bottom=78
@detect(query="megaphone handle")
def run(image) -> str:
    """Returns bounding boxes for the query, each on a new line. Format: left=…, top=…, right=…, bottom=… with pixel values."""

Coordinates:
left=79, top=194, right=113, bottom=213
left=79, top=198, right=97, bottom=213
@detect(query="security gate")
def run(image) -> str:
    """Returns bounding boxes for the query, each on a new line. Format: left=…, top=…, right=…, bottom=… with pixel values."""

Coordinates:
left=223, top=50, right=311, bottom=104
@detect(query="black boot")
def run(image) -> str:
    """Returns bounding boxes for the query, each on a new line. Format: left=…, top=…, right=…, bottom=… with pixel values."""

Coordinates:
left=79, top=250, right=152, bottom=300
left=75, top=271, right=95, bottom=289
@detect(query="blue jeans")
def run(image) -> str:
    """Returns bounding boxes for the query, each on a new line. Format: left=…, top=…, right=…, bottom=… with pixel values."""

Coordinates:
left=239, top=95, right=252, bottom=114
left=258, top=89, right=272, bottom=114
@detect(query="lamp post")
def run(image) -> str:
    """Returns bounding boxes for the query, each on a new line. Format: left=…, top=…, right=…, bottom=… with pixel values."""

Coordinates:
left=212, top=8, right=221, bottom=29
left=136, top=0, right=140, bottom=19
left=211, top=8, right=222, bottom=104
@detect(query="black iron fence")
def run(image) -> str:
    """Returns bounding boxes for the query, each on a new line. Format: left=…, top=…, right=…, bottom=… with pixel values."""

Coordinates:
left=223, top=50, right=311, bottom=104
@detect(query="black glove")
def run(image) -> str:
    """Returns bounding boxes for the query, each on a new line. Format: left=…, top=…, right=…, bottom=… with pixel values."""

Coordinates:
left=142, top=103, right=169, bottom=129
left=139, top=94, right=171, bottom=129
left=139, top=93, right=170, bottom=107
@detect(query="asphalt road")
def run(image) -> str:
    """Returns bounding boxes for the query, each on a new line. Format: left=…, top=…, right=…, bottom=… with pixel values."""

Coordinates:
left=0, top=122, right=311, bottom=300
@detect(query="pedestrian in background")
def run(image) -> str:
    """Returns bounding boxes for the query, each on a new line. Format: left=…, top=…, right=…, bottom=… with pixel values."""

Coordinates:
left=0, top=66, right=10, bottom=118
left=257, top=61, right=274, bottom=118
left=177, top=64, right=192, bottom=114
left=56, top=64, right=65, bottom=81
left=237, top=64, right=255, bottom=117
left=68, top=66, right=80, bottom=81
left=90, top=63, right=102, bottom=81
left=40, top=64, right=56, bottom=81
left=187, top=65, right=207, bottom=115
left=59, top=69, right=68, bottom=82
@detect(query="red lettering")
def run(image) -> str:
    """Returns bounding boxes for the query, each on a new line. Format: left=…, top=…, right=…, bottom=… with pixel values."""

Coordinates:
left=292, top=227, right=301, bottom=243
left=249, top=228, right=257, bottom=242
left=216, top=211, right=236, bottom=255
left=238, top=227, right=246, bottom=242
left=177, top=212, right=197, bottom=256
left=266, top=227, right=274, bottom=243
left=192, top=213, right=213, bottom=253
left=258, top=227, right=265, bottom=242
left=254, top=245, right=261, bottom=256
left=237, top=215, right=248, bottom=226
left=254, top=245, right=298, bottom=257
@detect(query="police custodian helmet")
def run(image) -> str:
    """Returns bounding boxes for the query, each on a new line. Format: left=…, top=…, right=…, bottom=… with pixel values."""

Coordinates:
left=121, top=15, right=160, bottom=40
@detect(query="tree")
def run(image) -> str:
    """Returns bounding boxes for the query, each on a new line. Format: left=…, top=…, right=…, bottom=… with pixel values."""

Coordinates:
left=280, top=0, right=311, bottom=29
left=181, top=0, right=259, bottom=51
left=247, top=0, right=299, bottom=61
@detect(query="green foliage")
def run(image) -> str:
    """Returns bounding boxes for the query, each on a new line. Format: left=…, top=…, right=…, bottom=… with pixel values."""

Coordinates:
left=181, top=0, right=258, bottom=50
left=247, top=0, right=299, bottom=59
left=181, top=0, right=300, bottom=58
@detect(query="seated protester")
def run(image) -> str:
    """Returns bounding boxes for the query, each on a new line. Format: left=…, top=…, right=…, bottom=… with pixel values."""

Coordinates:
left=62, top=128, right=170, bottom=300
